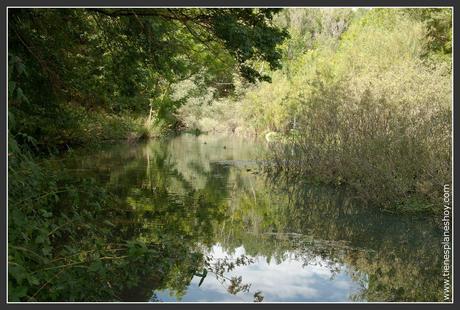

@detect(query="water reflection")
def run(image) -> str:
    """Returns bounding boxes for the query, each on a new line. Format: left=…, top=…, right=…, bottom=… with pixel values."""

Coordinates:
left=156, top=244, right=362, bottom=302
left=60, top=133, right=443, bottom=302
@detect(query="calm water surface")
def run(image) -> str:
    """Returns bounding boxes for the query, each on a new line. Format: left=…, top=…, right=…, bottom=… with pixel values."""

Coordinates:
left=61, top=133, right=443, bottom=302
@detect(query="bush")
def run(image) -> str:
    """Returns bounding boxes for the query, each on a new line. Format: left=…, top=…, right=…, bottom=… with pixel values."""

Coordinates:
left=8, top=134, right=206, bottom=301
left=266, top=9, right=451, bottom=212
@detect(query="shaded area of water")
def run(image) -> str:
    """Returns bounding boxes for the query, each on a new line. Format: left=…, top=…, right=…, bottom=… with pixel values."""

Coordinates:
left=59, top=133, right=443, bottom=302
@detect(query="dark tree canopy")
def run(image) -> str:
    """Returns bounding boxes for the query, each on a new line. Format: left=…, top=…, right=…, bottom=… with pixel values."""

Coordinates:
left=9, top=8, right=288, bottom=109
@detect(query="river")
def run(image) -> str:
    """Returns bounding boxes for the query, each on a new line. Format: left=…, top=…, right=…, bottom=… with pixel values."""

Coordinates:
left=57, top=133, right=443, bottom=302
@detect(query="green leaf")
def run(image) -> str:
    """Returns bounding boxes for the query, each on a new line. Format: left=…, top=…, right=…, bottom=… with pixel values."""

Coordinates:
left=27, top=275, right=40, bottom=286
left=89, top=260, right=103, bottom=272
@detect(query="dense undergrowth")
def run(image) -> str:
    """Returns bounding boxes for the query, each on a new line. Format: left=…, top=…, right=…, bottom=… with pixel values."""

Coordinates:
left=9, top=105, right=166, bottom=153
left=9, top=133, right=213, bottom=301
left=178, top=8, right=452, bottom=213
left=9, top=135, right=142, bottom=301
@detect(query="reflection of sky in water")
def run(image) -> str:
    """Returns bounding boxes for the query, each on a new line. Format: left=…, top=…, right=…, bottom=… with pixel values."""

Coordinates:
left=155, top=244, right=362, bottom=302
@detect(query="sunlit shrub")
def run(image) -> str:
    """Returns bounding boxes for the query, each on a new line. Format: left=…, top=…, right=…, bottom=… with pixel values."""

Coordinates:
left=268, top=9, right=451, bottom=212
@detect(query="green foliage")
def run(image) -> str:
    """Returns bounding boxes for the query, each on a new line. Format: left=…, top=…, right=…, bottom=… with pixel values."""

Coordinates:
left=7, top=135, right=220, bottom=301
left=274, top=8, right=451, bottom=212
left=402, top=8, right=452, bottom=63
left=8, top=8, right=288, bottom=151
left=184, top=8, right=451, bottom=212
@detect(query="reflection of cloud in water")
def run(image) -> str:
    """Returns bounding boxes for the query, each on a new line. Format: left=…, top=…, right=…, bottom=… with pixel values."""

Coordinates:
left=156, top=244, right=361, bottom=302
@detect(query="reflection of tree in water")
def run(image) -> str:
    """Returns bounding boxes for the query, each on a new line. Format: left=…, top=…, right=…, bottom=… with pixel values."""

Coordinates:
left=204, top=254, right=263, bottom=302
left=57, top=135, right=443, bottom=302
left=61, top=137, right=262, bottom=301
left=150, top=253, right=263, bottom=302
left=215, top=167, right=444, bottom=301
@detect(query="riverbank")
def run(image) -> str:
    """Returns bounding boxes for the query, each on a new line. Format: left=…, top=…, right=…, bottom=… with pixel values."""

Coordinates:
left=8, top=133, right=446, bottom=301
